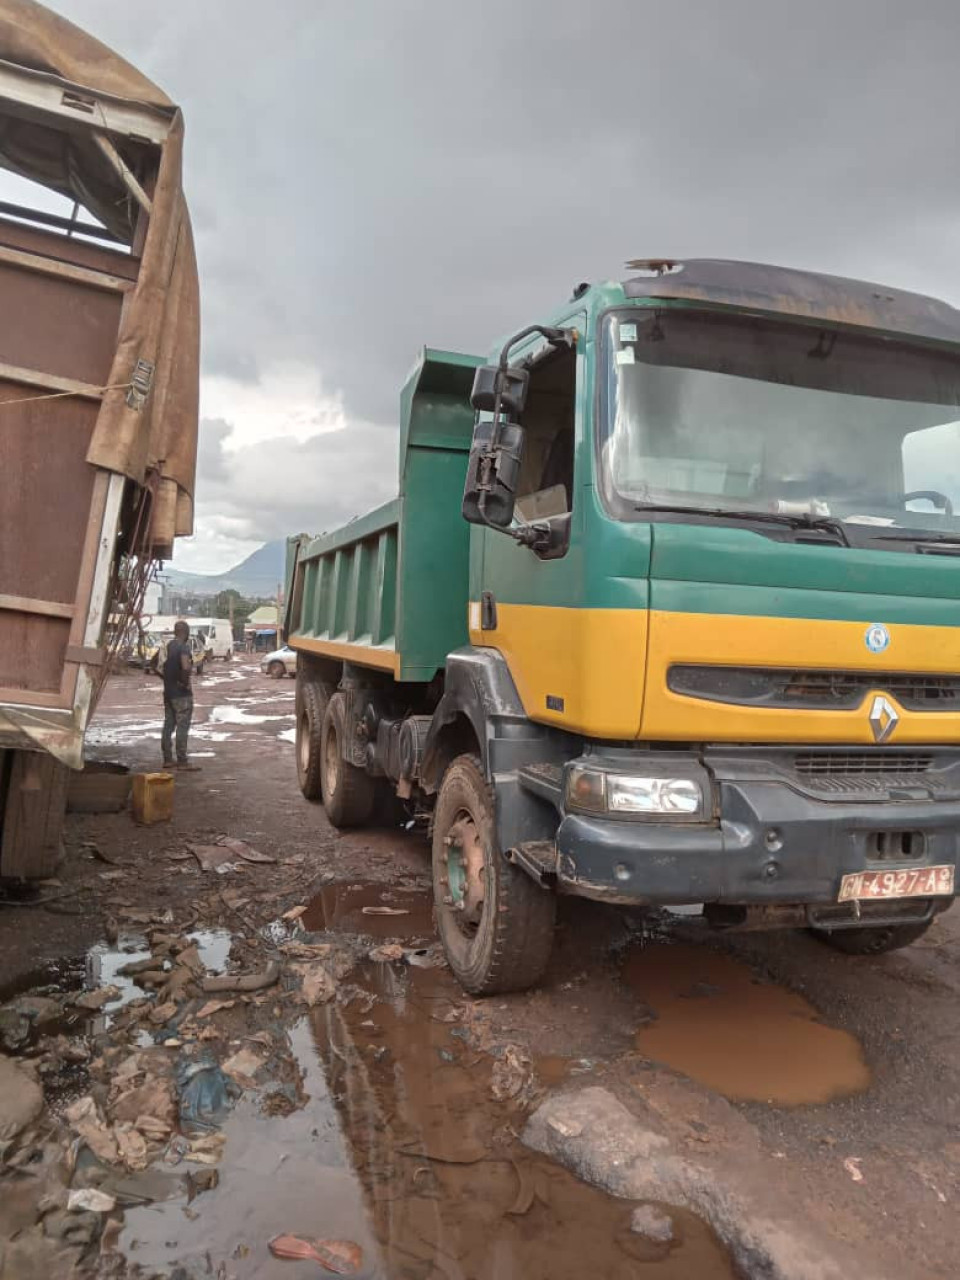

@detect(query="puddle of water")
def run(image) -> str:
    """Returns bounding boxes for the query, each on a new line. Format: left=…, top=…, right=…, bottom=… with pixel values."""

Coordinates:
left=277, top=727, right=296, bottom=743
left=625, top=942, right=871, bottom=1105
left=85, top=719, right=164, bottom=747
left=86, top=928, right=232, bottom=1020
left=121, top=945, right=736, bottom=1279
left=208, top=705, right=295, bottom=727
left=300, top=882, right=436, bottom=939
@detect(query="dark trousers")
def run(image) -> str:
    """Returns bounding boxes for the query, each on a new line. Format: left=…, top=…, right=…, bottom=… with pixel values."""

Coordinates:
left=162, top=694, right=193, bottom=764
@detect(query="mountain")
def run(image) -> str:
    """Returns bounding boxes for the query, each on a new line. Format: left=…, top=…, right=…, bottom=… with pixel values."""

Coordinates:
left=164, top=539, right=287, bottom=598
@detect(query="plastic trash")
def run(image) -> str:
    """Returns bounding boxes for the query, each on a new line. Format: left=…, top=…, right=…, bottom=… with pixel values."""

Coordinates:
left=176, top=1052, right=239, bottom=1132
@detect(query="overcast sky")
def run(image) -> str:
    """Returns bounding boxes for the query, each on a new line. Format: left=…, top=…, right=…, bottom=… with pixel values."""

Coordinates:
left=10, top=0, right=960, bottom=571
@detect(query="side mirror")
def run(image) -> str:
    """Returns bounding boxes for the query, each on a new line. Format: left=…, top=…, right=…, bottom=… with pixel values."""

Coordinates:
left=470, top=364, right=529, bottom=415
left=462, top=418, right=525, bottom=528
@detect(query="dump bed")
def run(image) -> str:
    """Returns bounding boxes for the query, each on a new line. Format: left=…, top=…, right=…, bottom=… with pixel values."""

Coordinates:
left=286, top=349, right=480, bottom=683
left=0, top=2, right=199, bottom=771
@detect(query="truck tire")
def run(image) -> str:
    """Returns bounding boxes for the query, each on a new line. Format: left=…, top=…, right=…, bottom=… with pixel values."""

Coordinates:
left=432, top=754, right=555, bottom=995
left=0, top=750, right=69, bottom=879
left=814, top=918, right=933, bottom=955
left=295, top=678, right=332, bottom=802
left=321, top=692, right=374, bottom=828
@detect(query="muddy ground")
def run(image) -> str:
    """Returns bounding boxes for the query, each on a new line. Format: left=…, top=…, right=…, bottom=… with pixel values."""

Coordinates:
left=0, top=660, right=958, bottom=1278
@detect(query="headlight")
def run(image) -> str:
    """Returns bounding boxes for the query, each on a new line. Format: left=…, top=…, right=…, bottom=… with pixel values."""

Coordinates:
left=566, top=765, right=705, bottom=819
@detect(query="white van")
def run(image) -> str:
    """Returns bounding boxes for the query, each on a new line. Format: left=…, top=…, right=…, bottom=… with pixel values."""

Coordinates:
left=192, top=618, right=234, bottom=660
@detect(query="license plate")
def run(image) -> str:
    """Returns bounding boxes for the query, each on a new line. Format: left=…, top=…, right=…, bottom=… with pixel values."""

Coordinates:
left=838, top=865, right=955, bottom=902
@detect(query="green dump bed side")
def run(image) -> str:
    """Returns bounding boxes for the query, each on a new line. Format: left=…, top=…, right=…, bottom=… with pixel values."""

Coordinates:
left=285, top=348, right=482, bottom=684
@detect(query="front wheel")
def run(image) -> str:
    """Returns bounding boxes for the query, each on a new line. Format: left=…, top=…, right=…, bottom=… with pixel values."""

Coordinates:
left=813, top=918, right=934, bottom=955
left=268, top=660, right=286, bottom=679
left=432, top=754, right=555, bottom=995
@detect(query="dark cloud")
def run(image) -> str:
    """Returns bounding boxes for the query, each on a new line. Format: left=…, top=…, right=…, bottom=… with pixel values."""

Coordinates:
left=45, top=0, right=960, bottom=566
left=193, top=417, right=399, bottom=543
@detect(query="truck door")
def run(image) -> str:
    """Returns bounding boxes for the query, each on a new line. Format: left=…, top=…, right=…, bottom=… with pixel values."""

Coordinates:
left=470, top=314, right=611, bottom=733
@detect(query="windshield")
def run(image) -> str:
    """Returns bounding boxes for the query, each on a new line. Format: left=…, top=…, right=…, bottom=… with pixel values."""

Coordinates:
left=600, top=309, right=960, bottom=537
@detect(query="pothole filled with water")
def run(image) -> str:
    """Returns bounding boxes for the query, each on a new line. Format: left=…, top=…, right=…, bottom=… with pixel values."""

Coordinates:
left=119, top=948, right=739, bottom=1279
left=624, top=941, right=871, bottom=1105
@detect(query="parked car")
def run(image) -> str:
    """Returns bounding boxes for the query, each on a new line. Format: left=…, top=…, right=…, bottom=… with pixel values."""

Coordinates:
left=141, top=632, right=208, bottom=676
left=261, top=646, right=297, bottom=678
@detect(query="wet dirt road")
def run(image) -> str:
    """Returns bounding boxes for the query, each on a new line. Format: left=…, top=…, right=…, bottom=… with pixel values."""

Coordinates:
left=1, top=661, right=958, bottom=1278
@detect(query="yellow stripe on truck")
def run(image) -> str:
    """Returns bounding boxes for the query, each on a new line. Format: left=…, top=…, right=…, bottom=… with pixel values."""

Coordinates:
left=642, top=610, right=960, bottom=743
left=470, top=604, right=960, bottom=745
left=469, top=602, right=648, bottom=738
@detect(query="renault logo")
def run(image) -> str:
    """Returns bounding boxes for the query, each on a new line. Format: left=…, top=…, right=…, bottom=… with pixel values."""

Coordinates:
left=868, top=695, right=899, bottom=743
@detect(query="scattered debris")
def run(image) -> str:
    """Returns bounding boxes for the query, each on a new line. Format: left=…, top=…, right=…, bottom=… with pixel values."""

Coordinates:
left=361, top=906, right=409, bottom=917
left=491, top=1045, right=536, bottom=1103
left=282, top=905, right=307, bottom=921
left=268, top=1235, right=363, bottom=1274
left=196, top=998, right=236, bottom=1019
left=844, top=1157, right=864, bottom=1184
left=218, top=836, right=277, bottom=864
left=178, top=1055, right=239, bottom=1132
left=404, top=945, right=445, bottom=969
left=294, top=962, right=337, bottom=1007
left=202, top=961, right=280, bottom=994
left=369, top=943, right=404, bottom=963
left=188, top=843, right=237, bottom=873
left=74, top=985, right=121, bottom=1011
left=0, top=1055, right=44, bottom=1141
left=64, top=1096, right=120, bottom=1165
left=67, top=1187, right=117, bottom=1213
left=222, top=1047, right=266, bottom=1085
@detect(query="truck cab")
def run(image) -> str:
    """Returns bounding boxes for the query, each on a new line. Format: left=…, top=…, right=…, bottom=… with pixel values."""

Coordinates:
left=288, top=259, right=960, bottom=994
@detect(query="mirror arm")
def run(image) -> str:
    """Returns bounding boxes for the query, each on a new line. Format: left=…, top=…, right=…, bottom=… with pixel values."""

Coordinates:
left=489, top=324, right=575, bottom=451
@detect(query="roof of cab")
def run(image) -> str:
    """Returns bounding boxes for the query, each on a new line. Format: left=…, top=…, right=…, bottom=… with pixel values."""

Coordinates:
left=619, top=258, right=960, bottom=348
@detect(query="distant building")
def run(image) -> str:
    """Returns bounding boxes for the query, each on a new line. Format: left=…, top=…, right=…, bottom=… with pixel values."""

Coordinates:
left=244, top=604, right=280, bottom=652
left=142, top=579, right=163, bottom=618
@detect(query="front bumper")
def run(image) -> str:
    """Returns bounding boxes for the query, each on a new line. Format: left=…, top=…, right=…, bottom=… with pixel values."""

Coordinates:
left=553, top=753, right=960, bottom=908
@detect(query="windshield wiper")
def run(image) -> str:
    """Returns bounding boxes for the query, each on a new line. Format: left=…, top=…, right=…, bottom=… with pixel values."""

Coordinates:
left=635, top=503, right=850, bottom=545
left=872, top=529, right=960, bottom=546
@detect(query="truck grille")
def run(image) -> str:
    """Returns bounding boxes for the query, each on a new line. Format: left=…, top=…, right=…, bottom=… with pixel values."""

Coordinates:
left=795, top=752, right=934, bottom=775
left=669, top=665, right=960, bottom=711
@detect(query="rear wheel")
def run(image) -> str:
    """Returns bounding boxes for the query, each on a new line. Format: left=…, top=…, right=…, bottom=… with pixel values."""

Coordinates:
left=432, top=754, right=555, bottom=995
left=268, top=660, right=286, bottom=679
left=295, top=678, right=331, bottom=801
left=814, top=918, right=934, bottom=955
left=321, top=692, right=374, bottom=828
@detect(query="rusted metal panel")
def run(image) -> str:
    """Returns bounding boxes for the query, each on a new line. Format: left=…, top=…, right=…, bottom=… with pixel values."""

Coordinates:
left=0, top=215, right=139, bottom=278
left=0, top=243, right=132, bottom=294
left=0, top=595, right=74, bottom=619
left=0, top=388, right=98, bottom=605
left=0, top=259, right=122, bottom=385
left=0, top=611, right=69, bottom=693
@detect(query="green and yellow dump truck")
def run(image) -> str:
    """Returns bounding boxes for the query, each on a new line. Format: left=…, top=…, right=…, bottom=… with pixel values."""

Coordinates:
left=286, top=258, right=960, bottom=994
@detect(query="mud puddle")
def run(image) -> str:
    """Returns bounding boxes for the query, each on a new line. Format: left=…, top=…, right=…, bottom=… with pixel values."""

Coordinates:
left=300, top=881, right=437, bottom=940
left=87, top=927, right=232, bottom=1015
left=208, top=705, right=294, bottom=727
left=1, top=930, right=235, bottom=1104
left=625, top=941, right=870, bottom=1104
left=121, top=945, right=737, bottom=1279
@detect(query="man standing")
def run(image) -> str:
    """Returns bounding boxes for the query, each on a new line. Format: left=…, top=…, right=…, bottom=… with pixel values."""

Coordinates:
left=159, top=620, right=200, bottom=771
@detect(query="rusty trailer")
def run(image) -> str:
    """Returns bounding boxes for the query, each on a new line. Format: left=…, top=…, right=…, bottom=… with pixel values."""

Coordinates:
left=0, top=1, right=199, bottom=875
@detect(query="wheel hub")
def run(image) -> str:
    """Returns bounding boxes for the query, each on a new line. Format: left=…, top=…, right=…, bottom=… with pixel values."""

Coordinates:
left=444, top=815, right=485, bottom=924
